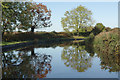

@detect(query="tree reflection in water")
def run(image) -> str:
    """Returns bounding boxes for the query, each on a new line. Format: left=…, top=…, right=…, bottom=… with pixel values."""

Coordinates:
left=2, top=49, right=52, bottom=78
left=2, top=39, right=119, bottom=78
left=61, top=44, right=92, bottom=72
left=30, top=53, right=52, bottom=78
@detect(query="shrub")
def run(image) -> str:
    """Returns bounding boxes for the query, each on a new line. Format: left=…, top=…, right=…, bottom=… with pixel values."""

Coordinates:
left=89, top=32, right=95, bottom=39
left=51, top=31, right=57, bottom=34
left=92, top=23, right=105, bottom=35
left=105, top=27, right=111, bottom=32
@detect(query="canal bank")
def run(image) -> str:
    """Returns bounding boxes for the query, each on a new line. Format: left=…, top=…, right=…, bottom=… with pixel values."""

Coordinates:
left=2, top=38, right=85, bottom=52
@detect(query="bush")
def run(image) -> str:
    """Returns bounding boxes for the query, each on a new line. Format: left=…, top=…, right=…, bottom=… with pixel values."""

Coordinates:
left=89, top=32, right=95, bottom=39
left=92, top=23, right=105, bottom=35
left=85, top=32, right=95, bottom=44
left=105, top=27, right=111, bottom=32
left=51, top=31, right=57, bottom=34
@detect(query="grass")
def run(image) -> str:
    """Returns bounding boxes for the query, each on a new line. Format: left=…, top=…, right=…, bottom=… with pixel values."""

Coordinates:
left=93, top=28, right=119, bottom=55
left=3, top=32, right=73, bottom=42
left=93, top=28, right=120, bottom=72
left=73, top=36, right=85, bottom=39
left=0, top=41, right=29, bottom=46
left=72, top=40, right=84, bottom=43
left=1, top=36, right=85, bottom=46
left=2, top=32, right=87, bottom=46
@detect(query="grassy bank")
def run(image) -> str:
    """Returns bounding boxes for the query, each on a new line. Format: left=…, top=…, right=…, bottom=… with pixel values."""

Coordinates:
left=2, top=32, right=86, bottom=46
left=1, top=41, right=29, bottom=46
left=3, top=32, right=71, bottom=42
left=94, top=28, right=119, bottom=53
left=93, top=28, right=120, bottom=72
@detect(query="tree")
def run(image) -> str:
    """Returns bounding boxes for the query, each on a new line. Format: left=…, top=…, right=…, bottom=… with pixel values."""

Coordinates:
left=61, top=5, right=94, bottom=35
left=1, top=2, right=19, bottom=36
left=30, top=3, right=52, bottom=32
left=2, top=48, right=52, bottom=78
left=61, top=45, right=92, bottom=72
left=16, top=2, right=34, bottom=32
left=92, top=23, right=105, bottom=35
left=1, top=2, right=52, bottom=36
left=17, top=3, right=52, bottom=32
left=1, top=2, right=34, bottom=36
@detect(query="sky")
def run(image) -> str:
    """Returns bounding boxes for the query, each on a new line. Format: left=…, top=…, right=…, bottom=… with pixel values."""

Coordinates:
left=35, top=2, right=118, bottom=32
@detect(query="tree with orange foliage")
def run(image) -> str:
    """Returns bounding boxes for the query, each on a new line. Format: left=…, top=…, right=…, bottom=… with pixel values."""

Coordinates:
left=2, top=2, right=52, bottom=35
left=30, top=3, right=52, bottom=32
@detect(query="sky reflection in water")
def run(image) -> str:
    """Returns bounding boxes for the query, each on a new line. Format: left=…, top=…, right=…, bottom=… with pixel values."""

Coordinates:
left=2, top=41, right=118, bottom=78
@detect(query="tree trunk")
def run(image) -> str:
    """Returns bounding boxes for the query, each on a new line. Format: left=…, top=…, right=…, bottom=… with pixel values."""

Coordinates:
left=31, top=48, right=35, bottom=56
left=2, top=32, right=4, bottom=37
left=31, top=26, right=35, bottom=32
left=77, top=29, right=79, bottom=36
left=77, top=29, right=80, bottom=36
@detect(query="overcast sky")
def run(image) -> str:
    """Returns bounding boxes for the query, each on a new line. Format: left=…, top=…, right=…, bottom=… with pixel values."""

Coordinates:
left=34, top=2, right=118, bottom=32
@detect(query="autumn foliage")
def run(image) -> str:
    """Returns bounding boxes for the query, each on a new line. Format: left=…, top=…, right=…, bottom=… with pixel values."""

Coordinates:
left=2, top=2, right=52, bottom=36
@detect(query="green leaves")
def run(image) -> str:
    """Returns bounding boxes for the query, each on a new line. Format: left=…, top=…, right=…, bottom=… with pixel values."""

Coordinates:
left=92, top=23, right=105, bottom=35
left=61, top=45, right=92, bottom=72
left=2, top=2, right=17, bottom=33
left=2, top=2, right=52, bottom=34
left=61, top=5, right=94, bottom=34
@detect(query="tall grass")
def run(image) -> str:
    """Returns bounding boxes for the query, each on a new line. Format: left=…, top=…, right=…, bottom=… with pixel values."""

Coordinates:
left=94, top=29, right=119, bottom=51
left=93, top=28, right=120, bottom=72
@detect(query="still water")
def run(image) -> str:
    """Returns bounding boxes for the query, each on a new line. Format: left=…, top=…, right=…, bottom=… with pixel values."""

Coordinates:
left=2, top=41, right=118, bottom=78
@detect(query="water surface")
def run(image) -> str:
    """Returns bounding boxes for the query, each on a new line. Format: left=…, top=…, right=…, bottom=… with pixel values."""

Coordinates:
left=2, top=41, right=118, bottom=78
